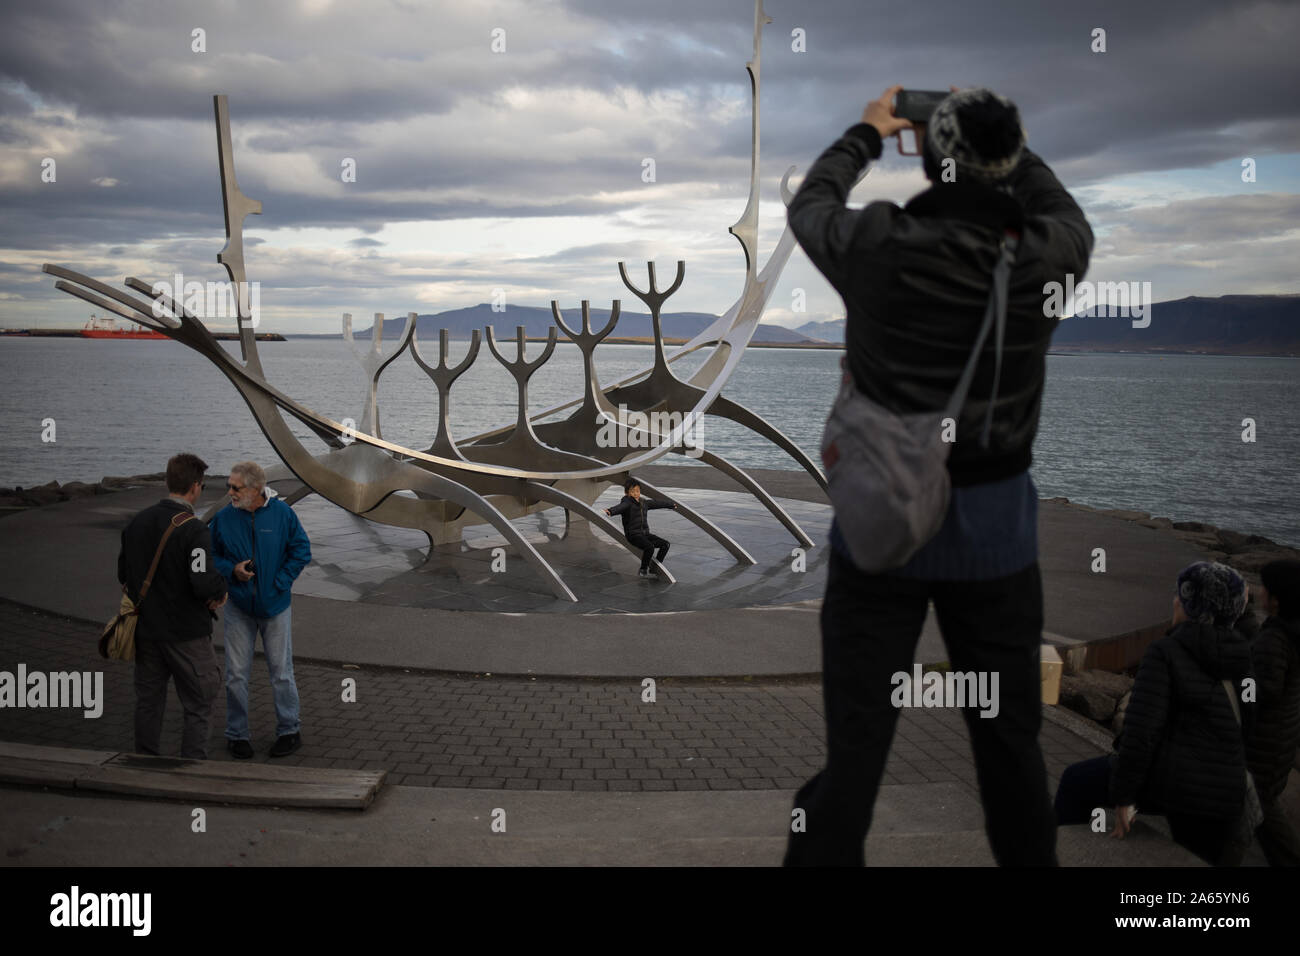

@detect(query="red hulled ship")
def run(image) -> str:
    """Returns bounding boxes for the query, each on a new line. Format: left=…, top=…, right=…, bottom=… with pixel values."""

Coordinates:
left=78, top=314, right=167, bottom=339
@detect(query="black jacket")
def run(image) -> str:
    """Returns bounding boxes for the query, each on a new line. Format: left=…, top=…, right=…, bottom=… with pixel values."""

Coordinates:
left=607, top=495, right=674, bottom=539
left=118, top=498, right=227, bottom=642
left=1110, top=620, right=1255, bottom=819
left=788, top=123, right=1093, bottom=486
left=1245, top=615, right=1300, bottom=801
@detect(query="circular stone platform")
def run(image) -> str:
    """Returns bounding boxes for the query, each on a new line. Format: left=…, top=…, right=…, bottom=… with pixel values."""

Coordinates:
left=0, top=464, right=1212, bottom=677
left=291, top=486, right=832, bottom=613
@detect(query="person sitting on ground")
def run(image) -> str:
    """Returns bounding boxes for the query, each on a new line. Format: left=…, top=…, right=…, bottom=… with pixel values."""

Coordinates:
left=1054, top=561, right=1255, bottom=866
left=604, top=478, right=677, bottom=577
left=1245, top=558, right=1300, bottom=866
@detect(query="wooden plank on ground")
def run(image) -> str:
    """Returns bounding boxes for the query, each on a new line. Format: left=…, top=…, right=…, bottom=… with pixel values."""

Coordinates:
left=0, top=756, right=85, bottom=788
left=77, top=765, right=383, bottom=809
left=0, top=742, right=385, bottom=809
left=103, top=752, right=385, bottom=787
left=0, top=740, right=118, bottom=765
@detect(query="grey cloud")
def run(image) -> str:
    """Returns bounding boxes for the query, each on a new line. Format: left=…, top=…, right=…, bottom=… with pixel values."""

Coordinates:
left=1099, top=192, right=1300, bottom=247
left=2, top=0, right=1297, bottom=331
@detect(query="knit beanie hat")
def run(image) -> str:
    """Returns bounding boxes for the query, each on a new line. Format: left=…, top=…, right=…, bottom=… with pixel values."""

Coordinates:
left=922, top=88, right=1026, bottom=185
left=1177, top=561, right=1249, bottom=626
left=1260, top=558, right=1300, bottom=620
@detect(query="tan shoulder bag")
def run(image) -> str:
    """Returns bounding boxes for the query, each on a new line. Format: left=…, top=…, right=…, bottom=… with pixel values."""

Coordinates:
left=101, top=512, right=194, bottom=660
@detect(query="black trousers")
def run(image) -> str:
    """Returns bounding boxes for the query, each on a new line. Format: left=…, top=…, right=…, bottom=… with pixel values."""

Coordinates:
left=1055, top=754, right=1243, bottom=865
left=627, top=533, right=669, bottom=572
left=134, top=634, right=222, bottom=759
left=784, top=547, right=1056, bottom=866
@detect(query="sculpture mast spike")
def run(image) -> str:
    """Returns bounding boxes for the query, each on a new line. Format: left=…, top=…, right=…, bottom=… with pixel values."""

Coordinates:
left=727, top=0, right=771, bottom=282
left=213, top=95, right=265, bottom=376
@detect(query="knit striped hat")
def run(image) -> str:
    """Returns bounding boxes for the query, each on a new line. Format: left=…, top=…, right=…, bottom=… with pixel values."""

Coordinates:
left=923, top=88, right=1026, bottom=184
left=1177, top=561, right=1249, bottom=626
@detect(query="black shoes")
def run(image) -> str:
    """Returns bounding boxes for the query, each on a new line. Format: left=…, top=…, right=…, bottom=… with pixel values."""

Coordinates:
left=269, top=733, right=302, bottom=758
left=227, top=739, right=254, bottom=759
left=230, top=735, right=302, bottom=758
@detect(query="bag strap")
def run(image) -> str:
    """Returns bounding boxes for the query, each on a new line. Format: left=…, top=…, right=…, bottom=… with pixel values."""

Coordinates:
left=1221, top=679, right=1244, bottom=725
left=137, top=512, right=194, bottom=605
left=943, top=231, right=1019, bottom=448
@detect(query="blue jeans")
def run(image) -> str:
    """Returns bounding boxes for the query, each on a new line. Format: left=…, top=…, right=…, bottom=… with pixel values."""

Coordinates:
left=223, top=601, right=301, bottom=740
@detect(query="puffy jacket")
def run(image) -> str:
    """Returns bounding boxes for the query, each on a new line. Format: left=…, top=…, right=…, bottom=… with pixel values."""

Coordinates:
left=607, top=494, right=674, bottom=539
left=118, top=497, right=227, bottom=642
left=210, top=489, right=311, bottom=618
left=1246, top=615, right=1300, bottom=800
left=788, top=123, right=1093, bottom=486
left=1110, top=620, right=1255, bottom=819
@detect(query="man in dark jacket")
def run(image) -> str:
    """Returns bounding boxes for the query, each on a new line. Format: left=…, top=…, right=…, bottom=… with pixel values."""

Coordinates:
left=604, top=478, right=677, bottom=577
left=1056, top=562, right=1255, bottom=865
left=1246, top=559, right=1300, bottom=866
left=118, top=452, right=228, bottom=758
left=783, top=86, right=1093, bottom=867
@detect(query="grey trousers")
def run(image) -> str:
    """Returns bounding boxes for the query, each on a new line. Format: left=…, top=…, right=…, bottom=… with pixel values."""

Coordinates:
left=134, top=634, right=222, bottom=759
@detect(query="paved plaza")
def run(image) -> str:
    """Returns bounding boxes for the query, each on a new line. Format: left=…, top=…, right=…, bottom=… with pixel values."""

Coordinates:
left=1, top=463, right=1265, bottom=866
left=0, top=602, right=1105, bottom=793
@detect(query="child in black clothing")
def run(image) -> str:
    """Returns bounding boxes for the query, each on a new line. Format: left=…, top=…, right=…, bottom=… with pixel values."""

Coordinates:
left=604, top=478, right=677, bottom=577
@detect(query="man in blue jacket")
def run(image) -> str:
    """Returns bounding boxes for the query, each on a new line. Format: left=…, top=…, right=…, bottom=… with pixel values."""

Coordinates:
left=211, top=460, right=312, bottom=758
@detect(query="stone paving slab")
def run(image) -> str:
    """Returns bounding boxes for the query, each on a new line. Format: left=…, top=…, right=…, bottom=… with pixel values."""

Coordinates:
left=295, top=486, right=832, bottom=614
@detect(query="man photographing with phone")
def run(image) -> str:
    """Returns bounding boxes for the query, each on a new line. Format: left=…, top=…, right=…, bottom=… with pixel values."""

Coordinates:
left=784, top=86, right=1093, bottom=866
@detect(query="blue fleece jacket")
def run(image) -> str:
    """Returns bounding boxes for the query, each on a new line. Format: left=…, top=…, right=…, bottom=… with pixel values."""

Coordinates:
left=210, top=492, right=312, bottom=618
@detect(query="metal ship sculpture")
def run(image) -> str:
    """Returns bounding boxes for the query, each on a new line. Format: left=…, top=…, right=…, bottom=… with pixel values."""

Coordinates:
left=45, top=0, right=827, bottom=602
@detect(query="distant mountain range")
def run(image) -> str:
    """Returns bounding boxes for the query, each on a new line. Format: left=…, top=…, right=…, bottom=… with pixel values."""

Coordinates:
left=292, top=304, right=821, bottom=345
left=801, top=295, right=1300, bottom=355
left=289, top=295, right=1300, bottom=355
left=793, top=319, right=846, bottom=342
left=1050, top=294, right=1300, bottom=354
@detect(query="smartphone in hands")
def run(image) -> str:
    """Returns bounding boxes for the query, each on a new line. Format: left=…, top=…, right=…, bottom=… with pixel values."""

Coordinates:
left=893, top=89, right=950, bottom=123
left=893, top=89, right=949, bottom=156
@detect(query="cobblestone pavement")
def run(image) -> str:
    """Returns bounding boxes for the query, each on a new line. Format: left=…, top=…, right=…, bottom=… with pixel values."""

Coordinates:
left=0, top=601, right=1104, bottom=792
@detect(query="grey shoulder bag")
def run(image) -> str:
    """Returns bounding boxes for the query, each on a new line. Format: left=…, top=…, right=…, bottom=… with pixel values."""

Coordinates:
left=820, top=233, right=1018, bottom=573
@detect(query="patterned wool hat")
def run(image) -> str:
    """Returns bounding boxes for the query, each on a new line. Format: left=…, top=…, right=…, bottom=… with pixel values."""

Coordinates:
left=1177, top=561, right=1249, bottom=626
left=923, top=88, right=1026, bottom=184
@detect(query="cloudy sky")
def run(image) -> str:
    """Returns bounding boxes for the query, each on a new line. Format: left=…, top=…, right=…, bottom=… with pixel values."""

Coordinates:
left=2, top=0, right=1297, bottom=333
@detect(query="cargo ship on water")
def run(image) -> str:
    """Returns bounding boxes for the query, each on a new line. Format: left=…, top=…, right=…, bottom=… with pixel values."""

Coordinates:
left=1, top=315, right=284, bottom=341
left=79, top=314, right=167, bottom=339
